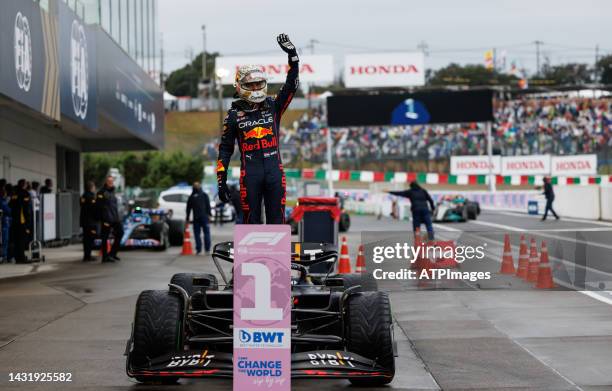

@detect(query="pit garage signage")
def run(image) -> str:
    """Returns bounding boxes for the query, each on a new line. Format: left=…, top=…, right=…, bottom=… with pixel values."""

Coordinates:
left=234, top=225, right=291, bottom=391
left=215, top=55, right=334, bottom=85
left=451, top=155, right=501, bottom=175
left=501, top=155, right=550, bottom=176
left=0, top=0, right=60, bottom=121
left=343, top=52, right=425, bottom=88
left=58, top=0, right=98, bottom=130
left=551, top=154, right=597, bottom=176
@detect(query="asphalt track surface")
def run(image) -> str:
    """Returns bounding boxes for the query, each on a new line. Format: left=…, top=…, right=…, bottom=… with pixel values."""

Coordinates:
left=1, top=211, right=612, bottom=390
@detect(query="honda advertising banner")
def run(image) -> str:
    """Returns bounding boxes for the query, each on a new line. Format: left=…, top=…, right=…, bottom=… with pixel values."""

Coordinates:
left=343, top=52, right=425, bottom=88
left=234, top=225, right=291, bottom=391
left=501, top=155, right=550, bottom=176
left=551, top=154, right=597, bottom=176
left=0, top=0, right=59, bottom=121
left=58, top=0, right=98, bottom=130
left=215, top=55, right=334, bottom=85
left=450, top=155, right=501, bottom=175
left=95, top=28, right=164, bottom=148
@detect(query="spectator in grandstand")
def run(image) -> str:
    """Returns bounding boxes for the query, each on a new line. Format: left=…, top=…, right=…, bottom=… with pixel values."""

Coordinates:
left=540, top=177, right=559, bottom=221
left=388, top=181, right=436, bottom=240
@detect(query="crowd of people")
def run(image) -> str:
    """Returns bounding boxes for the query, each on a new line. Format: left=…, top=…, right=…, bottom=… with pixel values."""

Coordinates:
left=202, top=97, right=611, bottom=166
left=0, top=178, right=54, bottom=263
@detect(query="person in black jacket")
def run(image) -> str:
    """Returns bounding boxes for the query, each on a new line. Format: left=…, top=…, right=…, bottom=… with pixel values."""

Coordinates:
left=96, top=176, right=123, bottom=262
left=388, top=181, right=436, bottom=240
left=186, top=182, right=212, bottom=254
left=80, top=181, right=97, bottom=262
left=9, top=179, right=32, bottom=263
left=541, top=177, right=559, bottom=221
left=216, top=34, right=299, bottom=224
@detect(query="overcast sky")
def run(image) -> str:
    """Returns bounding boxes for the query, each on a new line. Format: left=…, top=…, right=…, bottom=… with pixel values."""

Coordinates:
left=158, top=0, right=611, bottom=76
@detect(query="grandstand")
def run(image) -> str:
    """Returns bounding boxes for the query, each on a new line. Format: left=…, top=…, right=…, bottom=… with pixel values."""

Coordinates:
left=198, top=94, right=610, bottom=174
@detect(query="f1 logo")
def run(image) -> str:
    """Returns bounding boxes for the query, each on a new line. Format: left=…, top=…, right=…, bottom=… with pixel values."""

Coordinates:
left=239, top=232, right=286, bottom=246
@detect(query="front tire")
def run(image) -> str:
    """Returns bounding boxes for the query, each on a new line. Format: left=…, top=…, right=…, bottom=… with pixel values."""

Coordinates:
left=129, top=290, right=182, bottom=384
left=346, top=291, right=395, bottom=386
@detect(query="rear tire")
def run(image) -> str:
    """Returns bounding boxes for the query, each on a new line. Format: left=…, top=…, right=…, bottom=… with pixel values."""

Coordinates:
left=346, top=291, right=395, bottom=386
left=170, top=273, right=219, bottom=295
left=340, top=273, right=378, bottom=291
left=339, top=212, right=351, bottom=232
left=129, top=290, right=182, bottom=384
left=168, top=220, right=184, bottom=247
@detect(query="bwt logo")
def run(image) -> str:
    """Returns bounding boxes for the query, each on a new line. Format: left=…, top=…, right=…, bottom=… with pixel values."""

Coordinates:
left=239, top=232, right=286, bottom=245
left=239, top=330, right=285, bottom=344
left=235, top=328, right=288, bottom=348
left=71, top=20, right=89, bottom=120
left=14, top=12, right=32, bottom=92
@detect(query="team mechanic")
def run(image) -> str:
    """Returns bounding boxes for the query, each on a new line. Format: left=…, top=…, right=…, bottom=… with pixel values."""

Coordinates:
left=216, top=34, right=299, bottom=224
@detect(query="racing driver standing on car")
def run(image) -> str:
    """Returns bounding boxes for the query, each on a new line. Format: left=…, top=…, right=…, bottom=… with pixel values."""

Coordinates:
left=216, top=34, right=299, bottom=224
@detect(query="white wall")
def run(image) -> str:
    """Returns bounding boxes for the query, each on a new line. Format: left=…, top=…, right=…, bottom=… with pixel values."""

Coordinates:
left=552, top=185, right=600, bottom=220
left=600, top=187, right=612, bottom=221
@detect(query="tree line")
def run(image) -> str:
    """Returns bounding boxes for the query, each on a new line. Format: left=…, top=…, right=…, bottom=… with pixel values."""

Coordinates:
left=84, top=152, right=204, bottom=189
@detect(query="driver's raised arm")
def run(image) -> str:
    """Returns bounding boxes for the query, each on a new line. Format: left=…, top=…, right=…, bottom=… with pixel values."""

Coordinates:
left=274, top=33, right=299, bottom=117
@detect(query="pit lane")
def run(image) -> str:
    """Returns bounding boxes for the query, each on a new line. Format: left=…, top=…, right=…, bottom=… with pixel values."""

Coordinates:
left=0, top=211, right=611, bottom=390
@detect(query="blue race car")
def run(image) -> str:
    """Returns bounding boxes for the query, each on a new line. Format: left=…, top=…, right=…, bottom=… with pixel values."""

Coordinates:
left=94, top=207, right=174, bottom=250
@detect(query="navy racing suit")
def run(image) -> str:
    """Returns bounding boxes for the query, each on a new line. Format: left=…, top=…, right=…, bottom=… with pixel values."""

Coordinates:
left=216, top=62, right=299, bottom=224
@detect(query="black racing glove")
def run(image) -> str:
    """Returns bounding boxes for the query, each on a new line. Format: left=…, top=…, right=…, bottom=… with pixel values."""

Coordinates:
left=218, top=180, right=231, bottom=203
left=277, top=33, right=299, bottom=64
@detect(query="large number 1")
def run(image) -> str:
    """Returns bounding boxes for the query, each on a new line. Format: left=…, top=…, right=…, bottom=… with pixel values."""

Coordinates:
left=240, top=263, right=282, bottom=321
left=405, top=99, right=419, bottom=119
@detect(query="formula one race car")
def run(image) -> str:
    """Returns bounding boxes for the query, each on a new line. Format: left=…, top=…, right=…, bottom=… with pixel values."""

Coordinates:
left=125, top=242, right=395, bottom=386
left=94, top=207, right=178, bottom=250
left=433, top=195, right=480, bottom=222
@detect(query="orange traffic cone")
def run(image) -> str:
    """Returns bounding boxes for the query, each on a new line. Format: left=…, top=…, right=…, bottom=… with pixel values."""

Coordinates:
left=536, top=241, right=555, bottom=289
left=355, top=244, right=366, bottom=273
left=527, top=238, right=539, bottom=283
left=516, top=235, right=529, bottom=280
left=499, top=234, right=515, bottom=274
left=99, top=239, right=112, bottom=257
left=337, top=236, right=352, bottom=274
left=181, top=223, right=194, bottom=256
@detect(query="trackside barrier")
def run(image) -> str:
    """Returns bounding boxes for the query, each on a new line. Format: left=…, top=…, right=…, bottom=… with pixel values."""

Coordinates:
left=553, top=185, right=600, bottom=220
left=600, top=186, right=612, bottom=220
left=347, top=187, right=612, bottom=221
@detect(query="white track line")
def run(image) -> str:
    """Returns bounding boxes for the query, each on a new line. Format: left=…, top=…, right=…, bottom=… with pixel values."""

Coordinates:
left=432, top=223, right=462, bottom=232
left=467, top=219, right=612, bottom=251
left=493, top=210, right=612, bottom=227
